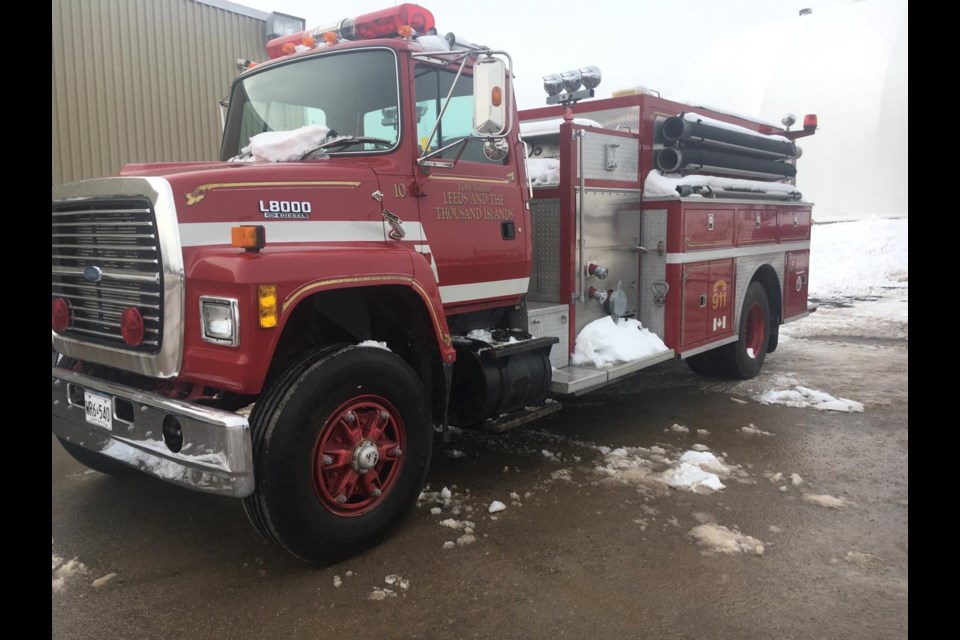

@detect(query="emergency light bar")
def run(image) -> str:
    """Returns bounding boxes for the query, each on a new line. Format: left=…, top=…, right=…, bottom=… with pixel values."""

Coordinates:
left=266, top=4, right=436, bottom=59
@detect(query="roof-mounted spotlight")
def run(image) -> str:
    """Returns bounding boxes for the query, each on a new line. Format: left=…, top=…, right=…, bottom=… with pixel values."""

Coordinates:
left=542, top=65, right=601, bottom=106
left=579, top=66, right=602, bottom=90
left=543, top=73, right=564, bottom=97
left=560, top=69, right=582, bottom=93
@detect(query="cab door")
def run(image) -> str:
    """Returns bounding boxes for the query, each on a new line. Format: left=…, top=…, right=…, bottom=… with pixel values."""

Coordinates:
left=412, top=63, right=529, bottom=310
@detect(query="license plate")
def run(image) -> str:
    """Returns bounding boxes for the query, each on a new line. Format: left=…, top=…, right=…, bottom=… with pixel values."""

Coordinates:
left=84, top=391, right=113, bottom=430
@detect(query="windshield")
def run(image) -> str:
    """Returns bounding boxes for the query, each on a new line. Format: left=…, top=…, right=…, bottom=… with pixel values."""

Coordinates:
left=220, top=49, right=400, bottom=160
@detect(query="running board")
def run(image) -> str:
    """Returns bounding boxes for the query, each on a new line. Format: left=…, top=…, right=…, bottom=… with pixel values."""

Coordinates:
left=479, top=401, right=563, bottom=433
left=550, top=349, right=676, bottom=396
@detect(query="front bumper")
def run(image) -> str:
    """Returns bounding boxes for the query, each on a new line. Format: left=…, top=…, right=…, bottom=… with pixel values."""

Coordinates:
left=52, top=367, right=254, bottom=498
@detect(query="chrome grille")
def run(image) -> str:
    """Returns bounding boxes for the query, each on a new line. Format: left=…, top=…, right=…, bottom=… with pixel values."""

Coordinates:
left=52, top=198, right=163, bottom=352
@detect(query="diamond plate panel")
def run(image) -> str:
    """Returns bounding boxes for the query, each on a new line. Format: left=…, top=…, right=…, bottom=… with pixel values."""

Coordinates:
left=734, top=253, right=785, bottom=330
left=530, top=198, right=562, bottom=303
left=639, top=209, right=668, bottom=339
left=579, top=132, right=640, bottom=183
left=528, top=303, right=570, bottom=369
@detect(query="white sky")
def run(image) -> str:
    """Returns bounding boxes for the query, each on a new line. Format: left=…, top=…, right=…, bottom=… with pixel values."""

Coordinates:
left=234, top=0, right=907, bottom=218
left=239, top=0, right=858, bottom=111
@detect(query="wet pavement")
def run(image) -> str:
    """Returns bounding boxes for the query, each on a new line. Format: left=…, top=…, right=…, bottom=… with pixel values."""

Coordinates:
left=52, top=303, right=908, bottom=640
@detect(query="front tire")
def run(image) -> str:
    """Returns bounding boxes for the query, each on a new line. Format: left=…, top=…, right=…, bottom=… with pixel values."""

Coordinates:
left=242, top=345, right=433, bottom=564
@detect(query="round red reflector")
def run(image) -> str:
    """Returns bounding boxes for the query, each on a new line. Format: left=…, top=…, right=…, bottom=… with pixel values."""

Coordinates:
left=491, top=86, right=503, bottom=107
left=52, top=298, right=71, bottom=333
left=121, top=307, right=145, bottom=346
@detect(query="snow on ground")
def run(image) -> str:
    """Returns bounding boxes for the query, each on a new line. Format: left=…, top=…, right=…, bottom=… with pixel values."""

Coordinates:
left=571, top=317, right=669, bottom=368
left=91, top=573, right=117, bottom=589
left=52, top=554, right=88, bottom=594
left=808, top=216, right=907, bottom=302
left=759, top=386, right=864, bottom=412
left=688, top=523, right=765, bottom=556
left=782, top=216, right=907, bottom=341
left=803, top=493, right=854, bottom=509
left=595, top=443, right=745, bottom=495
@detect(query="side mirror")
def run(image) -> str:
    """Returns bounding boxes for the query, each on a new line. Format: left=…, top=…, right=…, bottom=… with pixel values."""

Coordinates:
left=473, top=57, right=508, bottom=136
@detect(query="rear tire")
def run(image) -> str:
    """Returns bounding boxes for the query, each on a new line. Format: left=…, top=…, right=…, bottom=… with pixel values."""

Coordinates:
left=242, top=345, right=433, bottom=564
left=715, top=281, right=771, bottom=379
left=56, top=437, right=138, bottom=477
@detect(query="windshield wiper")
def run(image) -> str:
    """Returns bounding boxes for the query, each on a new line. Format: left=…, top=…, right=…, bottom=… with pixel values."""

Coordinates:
left=299, top=136, right=395, bottom=160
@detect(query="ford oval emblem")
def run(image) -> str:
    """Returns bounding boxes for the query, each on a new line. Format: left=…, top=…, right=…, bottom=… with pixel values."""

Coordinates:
left=83, top=265, right=103, bottom=283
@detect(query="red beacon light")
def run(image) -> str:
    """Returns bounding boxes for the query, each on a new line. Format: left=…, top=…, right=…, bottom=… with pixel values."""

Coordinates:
left=803, top=114, right=818, bottom=130
left=266, top=3, right=436, bottom=59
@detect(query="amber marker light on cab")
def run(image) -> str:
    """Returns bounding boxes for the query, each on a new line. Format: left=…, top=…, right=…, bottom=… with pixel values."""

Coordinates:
left=258, top=285, right=278, bottom=328
left=232, top=225, right=265, bottom=252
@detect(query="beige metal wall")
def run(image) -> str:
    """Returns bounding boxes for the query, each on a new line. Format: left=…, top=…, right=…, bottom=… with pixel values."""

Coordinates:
left=52, top=0, right=267, bottom=185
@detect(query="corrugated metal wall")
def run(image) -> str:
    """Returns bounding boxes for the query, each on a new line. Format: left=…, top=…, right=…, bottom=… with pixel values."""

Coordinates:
left=52, top=0, right=267, bottom=185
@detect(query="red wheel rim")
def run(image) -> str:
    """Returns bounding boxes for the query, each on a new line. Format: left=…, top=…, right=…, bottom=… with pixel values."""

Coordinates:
left=745, top=302, right=766, bottom=358
left=311, top=395, right=406, bottom=517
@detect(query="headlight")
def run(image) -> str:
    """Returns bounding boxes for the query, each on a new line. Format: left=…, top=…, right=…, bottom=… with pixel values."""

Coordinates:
left=200, top=297, right=239, bottom=346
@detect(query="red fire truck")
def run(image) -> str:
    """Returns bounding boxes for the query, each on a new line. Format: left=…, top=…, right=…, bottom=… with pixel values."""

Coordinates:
left=51, top=4, right=816, bottom=563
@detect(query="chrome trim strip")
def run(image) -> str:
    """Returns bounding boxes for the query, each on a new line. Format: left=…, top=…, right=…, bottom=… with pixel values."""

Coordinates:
left=52, top=177, right=185, bottom=378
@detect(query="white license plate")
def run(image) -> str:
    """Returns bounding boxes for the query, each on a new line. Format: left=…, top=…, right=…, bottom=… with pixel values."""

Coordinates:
left=84, top=392, right=113, bottom=430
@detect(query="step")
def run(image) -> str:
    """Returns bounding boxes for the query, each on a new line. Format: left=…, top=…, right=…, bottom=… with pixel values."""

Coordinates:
left=550, top=349, right=676, bottom=395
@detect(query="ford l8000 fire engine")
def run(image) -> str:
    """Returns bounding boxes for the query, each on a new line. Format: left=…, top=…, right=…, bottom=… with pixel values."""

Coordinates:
left=52, top=4, right=817, bottom=563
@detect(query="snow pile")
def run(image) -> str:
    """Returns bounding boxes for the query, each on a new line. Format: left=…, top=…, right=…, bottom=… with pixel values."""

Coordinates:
left=660, top=462, right=724, bottom=492
left=464, top=329, right=519, bottom=344
left=52, top=554, right=88, bottom=593
left=595, top=446, right=736, bottom=494
left=488, top=500, right=506, bottom=514
left=571, top=317, right=668, bottom=368
left=809, top=216, right=908, bottom=300
left=803, top=493, right=853, bottom=509
left=738, top=423, right=774, bottom=436
left=644, top=171, right=801, bottom=199
left=526, top=158, right=560, bottom=186
left=844, top=551, right=882, bottom=569
left=384, top=574, right=410, bottom=590
left=237, top=124, right=332, bottom=162
left=520, top=117, right=603, bottom=137
left=414, top=34, right=450, bottom=51
left=659, top=451, right=729, bottom=493
left=759, top=386, right=864, bottom=412
left=688, top=523, right=765, bottom=556
left=91, top=573, right=117, bottom=589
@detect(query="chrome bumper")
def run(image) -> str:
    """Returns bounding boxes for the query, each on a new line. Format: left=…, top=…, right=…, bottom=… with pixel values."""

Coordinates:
left=51, top=367, right=254, bottom=498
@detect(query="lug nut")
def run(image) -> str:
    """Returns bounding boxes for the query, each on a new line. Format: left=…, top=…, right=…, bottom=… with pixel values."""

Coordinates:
left=345, top=411, right=356, bottom=423
left=322, top=455, right=333, bottom=465
left=391, top=447, right=403, bottom=457
left=337, top=494, right=347, bottom=503
left=372, top=489, right=382, bottom=497
left=380, top=411, right=390, bottom=420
